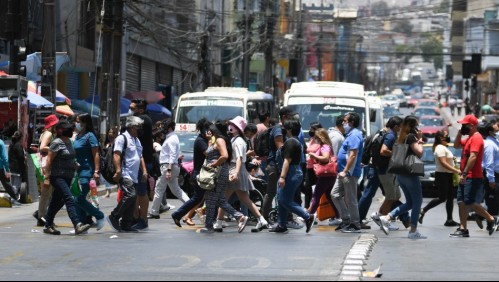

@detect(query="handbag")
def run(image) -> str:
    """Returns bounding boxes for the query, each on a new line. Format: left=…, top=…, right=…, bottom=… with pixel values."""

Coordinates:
left=313, top=155, right=338, bottom=177
left=316, top=194, right=336, bottom=221
left=70, top=173, right=82, bottom=197
left=197, top=161, right=222, bottom=191
left=313, top=145, right=338, bottom=178
left=387, top=137, right=424, bottom=177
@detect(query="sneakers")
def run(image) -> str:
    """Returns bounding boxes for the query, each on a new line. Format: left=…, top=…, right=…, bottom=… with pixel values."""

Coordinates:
left=335, top=222, right=349, bottom=232
left=43, top=226, right=61, bottom=235
left=132, top=218, right=149, bottom=231
left=269, top=225, right=289, bottom=234
left=379, top=216, right=390, bottom=235
left=450, top=228, right=470, bottom=238
left=251, top=220, right=270, bottom=233
left=96, top=218, right=106, bottom=231
left=371, top=212, right=381, bottom=227
left=198, top=228, right=215, bottom=234
left=11, top=199, right=21, bottom=206
left=388, top=222, right=399, bottom=231
left=305, top=214, right=316, bottom=233
left=487, top=217, right=499, bottom=236
left=75, top=223, right=91, bottom=235
left=238, top=216, right=249, bottom=233
left=147, top=213, right=160, bottom=220
left=287, top=219, right=304, bottom=229
left=444, top=220, right=460, bottom=227
left=341, top=224, right=361, bottom=233
left=328, top=218, right=342, bottom=226
left=107, top=215, right=122, bottom=232
left=418, top=210, right=425, bottom=224
left=408, top=231, right=427, bottom=239
left=213, top=221, right=224, bottom=232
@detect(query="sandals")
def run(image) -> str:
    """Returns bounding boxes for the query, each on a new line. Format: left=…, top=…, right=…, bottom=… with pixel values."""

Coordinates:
left=183, top=218, right=195, bottom=226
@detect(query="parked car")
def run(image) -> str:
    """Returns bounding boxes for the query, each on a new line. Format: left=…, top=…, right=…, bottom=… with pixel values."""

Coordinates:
left=381, top=95, right=400, bottom=110
left=413, top=107, right=440, bottom=117
left=383, top=107, right=404, bottom=124
left=419, top=115, right=450, bottom=141
left=420, top=144, right=461, bottom=198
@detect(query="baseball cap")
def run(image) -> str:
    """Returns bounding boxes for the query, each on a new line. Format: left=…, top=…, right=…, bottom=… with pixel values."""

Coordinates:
left=458, top=114, right=479, bottom=126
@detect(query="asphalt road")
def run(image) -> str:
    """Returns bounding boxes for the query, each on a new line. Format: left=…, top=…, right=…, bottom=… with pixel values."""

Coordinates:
left=2, top=106, right=497, bottom=281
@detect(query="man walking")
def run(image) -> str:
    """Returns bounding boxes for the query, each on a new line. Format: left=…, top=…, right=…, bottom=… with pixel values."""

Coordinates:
left=332, top=112, right=364, bottom=233
left=107, top=116, right=149, bottom=232
left=148, top=119, right=190, bottom=219
left=451, top=115, right=499, bottom=238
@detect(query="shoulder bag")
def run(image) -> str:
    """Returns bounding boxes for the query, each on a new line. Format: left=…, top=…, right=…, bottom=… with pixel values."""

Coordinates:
left=197, top=160, right=222, bottom=191
left=313, top=146, right=338, bottom=177
left=387, top=137, right=424, bottom=177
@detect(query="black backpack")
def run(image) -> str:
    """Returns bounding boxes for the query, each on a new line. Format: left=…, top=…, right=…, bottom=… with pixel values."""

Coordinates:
left=361, top=130, right=386, bottom=166
left=101, top=134, right=127, bottom=185
left=254, top=127, right=273, bottom=157
left=370, top=130, right=390, bottom=169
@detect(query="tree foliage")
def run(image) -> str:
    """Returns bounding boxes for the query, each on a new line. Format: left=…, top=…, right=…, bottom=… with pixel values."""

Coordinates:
left=392, top=19, right=413, bottom=37
left=420, top=36, right=443, bottom=70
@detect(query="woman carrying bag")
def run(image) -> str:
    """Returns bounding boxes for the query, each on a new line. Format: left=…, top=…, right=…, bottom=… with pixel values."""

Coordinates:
left=418, top=130, right=460, bottom=227
left=307, top=128, right=337, bottom=216
left=380, top=116, right=426, bottom=239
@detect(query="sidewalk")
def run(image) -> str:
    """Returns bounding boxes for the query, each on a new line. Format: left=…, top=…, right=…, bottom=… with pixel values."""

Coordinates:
left=440, top=106, right=465, bottom=126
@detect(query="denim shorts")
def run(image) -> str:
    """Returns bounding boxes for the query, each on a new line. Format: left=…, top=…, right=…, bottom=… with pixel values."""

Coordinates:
left=457, top=178, right=483, bottom=205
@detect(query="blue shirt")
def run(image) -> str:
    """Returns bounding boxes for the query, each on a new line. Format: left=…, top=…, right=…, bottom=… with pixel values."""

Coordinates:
left=482, top=136, right=499, bottom=183
left=0, top=139, right=8, bottom=171
left=74, top=132, right=100, bottom=178
left=268, top=126, right=283, bottom=163
left=337, top=128, right=364, bottom=178
left=378, top=129, right=397, bottom=175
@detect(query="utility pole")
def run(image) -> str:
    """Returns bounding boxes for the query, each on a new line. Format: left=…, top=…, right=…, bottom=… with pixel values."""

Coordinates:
left=241, top=0, right=251, bottom=88
left=110, top=0, right=123, bottom=131
left=264, top=0, right=275, bottom=90
left=41, top=0, right=57, bottom=105
left=99, top=0, right=114, bottom=143
left=297, top=0, right=305, bottom=82
left=317, top=0, right=324, bottom=81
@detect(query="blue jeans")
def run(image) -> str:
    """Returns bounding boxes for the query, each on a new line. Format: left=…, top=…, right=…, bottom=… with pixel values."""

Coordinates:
left=172, top=171, right=206, bottom=219
left=358, top=166, right=379, bottom=220
left=390, top=175, right=423, bottom=229
left=277, top=165, right=309, bottom=227
left=75, top=177, right=105, bottom=222
left=45, top=176, right=82, bottom=228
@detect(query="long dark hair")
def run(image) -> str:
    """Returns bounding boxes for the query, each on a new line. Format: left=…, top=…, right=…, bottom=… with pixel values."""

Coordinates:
left=432, top=130, right=447, bottom=152
left=78, top=113, right=97, bottom=137
left=398, top=116, right=419, bottom=144
left=209, top=120, right=233, bottom=161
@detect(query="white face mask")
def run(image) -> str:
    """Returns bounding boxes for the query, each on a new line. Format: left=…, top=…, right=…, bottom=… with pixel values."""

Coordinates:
left=343, top=122, right=351, bottom=133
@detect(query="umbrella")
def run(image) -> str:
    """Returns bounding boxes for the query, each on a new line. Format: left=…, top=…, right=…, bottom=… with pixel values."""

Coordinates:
left=56, top=105, right=74, bottom=116
left=24, top=52, right=71, bottom=81
left=125, top=91, right=165, bottom=104
left=70, top=99, right=100, bottom=116
left=27, top=81, right=71, bottom=105
left=86, top=95, right=131, bottom=114
left=147, top=103, right=172, bottom=123
left=27, top=92, right=54, bottom=109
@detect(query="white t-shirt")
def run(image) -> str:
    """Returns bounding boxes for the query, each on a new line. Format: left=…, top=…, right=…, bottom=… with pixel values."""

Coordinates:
left=434, top=144, right=455, bottom=173
left=231, top=136, right=247, bottom=163
left=114, top=131, right=143, bottom=183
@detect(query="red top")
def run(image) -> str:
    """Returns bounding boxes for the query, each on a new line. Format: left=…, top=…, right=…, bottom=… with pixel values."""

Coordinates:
left=460, top=132, right=484, bottom=179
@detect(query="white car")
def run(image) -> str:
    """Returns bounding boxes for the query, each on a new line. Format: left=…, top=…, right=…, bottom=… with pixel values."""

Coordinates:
left=381, top=95, right=400, bottom=110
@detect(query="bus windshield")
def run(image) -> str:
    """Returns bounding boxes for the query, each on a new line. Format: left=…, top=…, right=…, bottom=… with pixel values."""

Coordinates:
left=176, top=98, right=244, bottom=124
left=286, top=97, right=367, bottom=132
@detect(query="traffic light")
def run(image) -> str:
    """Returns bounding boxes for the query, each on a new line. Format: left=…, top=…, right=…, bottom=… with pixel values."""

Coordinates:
left=14, top=45, right=27, bottom=62
left=464, top=80, right=470, bottom=92
left=471, top=76, right=478, bottom=89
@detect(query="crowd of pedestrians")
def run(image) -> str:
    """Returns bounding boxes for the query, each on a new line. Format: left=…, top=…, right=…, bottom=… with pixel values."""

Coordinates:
left=0, top=98, right=497, bottom=240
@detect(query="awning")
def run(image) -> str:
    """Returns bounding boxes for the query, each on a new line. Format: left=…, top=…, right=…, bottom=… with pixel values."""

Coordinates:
left=125, top=91, right=165, bottom=104
left=27, top=81, right=71, bottom=105
left=27, top=92, right=54, bottom=109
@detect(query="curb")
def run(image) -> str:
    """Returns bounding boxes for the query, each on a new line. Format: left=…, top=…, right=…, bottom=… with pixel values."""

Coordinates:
left=339, top=234, right=378, bottom=281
